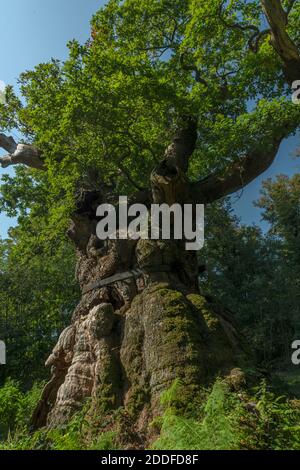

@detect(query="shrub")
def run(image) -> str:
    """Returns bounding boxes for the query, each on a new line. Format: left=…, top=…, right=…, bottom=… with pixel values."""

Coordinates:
left=0, top=379, right=43, bottom=438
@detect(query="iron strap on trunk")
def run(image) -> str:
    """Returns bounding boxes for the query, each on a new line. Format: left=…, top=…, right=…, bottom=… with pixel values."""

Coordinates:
left=82, top=266, right=173, bottom=295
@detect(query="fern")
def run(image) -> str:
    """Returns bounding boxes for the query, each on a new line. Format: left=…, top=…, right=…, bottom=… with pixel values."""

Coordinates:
left=152, top=379, right=240, bottom=450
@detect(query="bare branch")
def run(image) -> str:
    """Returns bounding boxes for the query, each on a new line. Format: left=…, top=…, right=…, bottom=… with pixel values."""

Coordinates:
left=286, top=0, right=297, bottom=15
left=0, top=134, right=45, bottom=170
left=0, top=133, right=17, bottom=154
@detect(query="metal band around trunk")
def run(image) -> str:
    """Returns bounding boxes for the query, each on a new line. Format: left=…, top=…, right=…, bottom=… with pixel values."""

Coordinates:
left=82, top=269, right=143, bottom=295
left=82, top=265, right=173, bottom=295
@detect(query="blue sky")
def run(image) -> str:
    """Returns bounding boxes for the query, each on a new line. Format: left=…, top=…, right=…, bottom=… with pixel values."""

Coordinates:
left=0, top=0, right=299, bottom=237
left=0, top=0, right=106, bottom=236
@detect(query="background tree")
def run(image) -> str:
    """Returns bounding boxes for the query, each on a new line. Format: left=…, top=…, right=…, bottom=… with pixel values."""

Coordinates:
left=0, top=235, right=79, bottom=387
left=202, top=192, right=300, bottom=368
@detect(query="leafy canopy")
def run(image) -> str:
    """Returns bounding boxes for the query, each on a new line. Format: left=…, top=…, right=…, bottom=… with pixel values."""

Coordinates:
left=0, top=0, right=299, bottom=244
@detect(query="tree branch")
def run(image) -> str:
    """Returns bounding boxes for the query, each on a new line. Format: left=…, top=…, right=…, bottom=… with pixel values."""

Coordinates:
left=150, top=117, right=197, bottom=204
left=248, top=28, right=270, bottom=53
left=191, top=144, right=280, bottom=203
left=261, top=0, right=300, bottom=85
left=190, top=1, right=300, bottom=205
left=0, top=133, right=45, bottom=170
left=180, top=53, right=209, bottom=87
left=191, top=121, right=298, bottom=204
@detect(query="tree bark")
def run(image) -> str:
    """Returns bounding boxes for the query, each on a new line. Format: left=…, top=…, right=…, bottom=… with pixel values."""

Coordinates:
left=0, top=122, right=297, bottom=446
left=261, top=0, right=300, bottom=85
left=0, top=134, right=45, bottom=170
left=28, top=123, right=246, bottom=446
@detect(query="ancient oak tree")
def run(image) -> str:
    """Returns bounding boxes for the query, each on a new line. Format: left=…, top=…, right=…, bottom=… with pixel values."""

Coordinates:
left=0, top=0, right=300, bottom=445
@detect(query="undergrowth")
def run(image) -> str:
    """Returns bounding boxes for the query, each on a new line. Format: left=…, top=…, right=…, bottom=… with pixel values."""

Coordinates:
left=0, top=378, right=300, bottom=450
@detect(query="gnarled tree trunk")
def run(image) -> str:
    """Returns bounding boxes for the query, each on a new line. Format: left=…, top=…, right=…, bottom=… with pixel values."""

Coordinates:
left=1, top=1, right=299, bottom=446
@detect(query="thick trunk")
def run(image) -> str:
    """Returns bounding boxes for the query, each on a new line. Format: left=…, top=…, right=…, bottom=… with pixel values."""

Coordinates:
left=32, top=234, right=245, bottom=443
left=31, top=159, right=246, bottom=447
